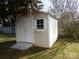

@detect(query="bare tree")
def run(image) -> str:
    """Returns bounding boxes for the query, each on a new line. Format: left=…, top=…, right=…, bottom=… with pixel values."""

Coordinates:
left=50, top=0, right=79, bottom=38
left=51, top=0, right=79, bottom=18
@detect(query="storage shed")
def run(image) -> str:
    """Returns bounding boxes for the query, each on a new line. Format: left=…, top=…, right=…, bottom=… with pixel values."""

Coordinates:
left=11, top=11, right=58, bottom=50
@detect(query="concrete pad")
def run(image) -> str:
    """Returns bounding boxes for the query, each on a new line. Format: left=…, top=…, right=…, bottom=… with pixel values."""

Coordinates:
left=11, top=42, right=33, bottom=50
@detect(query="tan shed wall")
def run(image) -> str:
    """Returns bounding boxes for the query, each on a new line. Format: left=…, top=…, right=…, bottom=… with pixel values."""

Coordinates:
left=33, top=13, right=50, bottom=48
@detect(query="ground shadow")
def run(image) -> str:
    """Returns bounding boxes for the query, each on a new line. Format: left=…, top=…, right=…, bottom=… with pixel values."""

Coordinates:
left=0, top=40, right=47, bottom=59
left=0, top=35, right=79, bottom=59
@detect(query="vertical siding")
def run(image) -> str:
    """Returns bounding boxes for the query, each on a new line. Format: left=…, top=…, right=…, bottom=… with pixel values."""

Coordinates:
left=16, top=16, right=33, bottom=43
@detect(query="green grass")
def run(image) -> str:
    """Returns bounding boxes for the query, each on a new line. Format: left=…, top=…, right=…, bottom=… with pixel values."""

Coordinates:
left=0, top=35, right=79, bottom=59
left=0, top=34, right=15, bottom=42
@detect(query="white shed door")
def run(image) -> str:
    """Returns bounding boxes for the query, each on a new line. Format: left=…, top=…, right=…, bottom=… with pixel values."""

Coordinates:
left=16, top=16, right=33, bottom=43
left=23, top=16, right=33, bottom=43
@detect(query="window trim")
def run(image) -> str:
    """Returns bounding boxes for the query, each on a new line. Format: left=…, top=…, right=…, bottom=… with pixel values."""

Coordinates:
left=37, top=19, right=44, bottom=29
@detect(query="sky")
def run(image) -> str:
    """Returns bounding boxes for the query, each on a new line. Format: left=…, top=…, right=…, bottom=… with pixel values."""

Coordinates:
left=38, top=0, right=53, bottom=12
left=39, top=0, right=79, bottom=13
left=75, top=0, right=79, bottom=12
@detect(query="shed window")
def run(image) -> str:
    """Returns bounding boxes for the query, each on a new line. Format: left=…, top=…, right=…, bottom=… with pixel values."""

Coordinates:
left=37, top=19, right=44, bottom=29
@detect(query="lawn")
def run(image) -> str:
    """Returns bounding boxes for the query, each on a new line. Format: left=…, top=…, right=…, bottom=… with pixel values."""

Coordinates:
left=0, top=35, right=79, bottom=59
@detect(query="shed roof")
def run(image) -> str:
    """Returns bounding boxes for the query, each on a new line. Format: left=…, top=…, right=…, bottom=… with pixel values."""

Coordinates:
left=32, top=10, right=58, bottom=20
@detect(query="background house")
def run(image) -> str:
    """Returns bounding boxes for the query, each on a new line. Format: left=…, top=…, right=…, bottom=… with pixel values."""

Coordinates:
left=0, top=18, right=15, bottom=35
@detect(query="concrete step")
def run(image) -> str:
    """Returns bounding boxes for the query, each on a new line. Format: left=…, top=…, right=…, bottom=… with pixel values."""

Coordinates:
left=11, top=42, right=33, bottom=50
